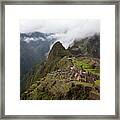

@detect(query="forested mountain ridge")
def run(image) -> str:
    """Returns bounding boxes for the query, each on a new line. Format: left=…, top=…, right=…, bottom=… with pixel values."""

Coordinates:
left=21, top=34, right=100, bottom=100
left=20, top=32, right=56, bottom=93
left=68, top=34, right=100, bottom=58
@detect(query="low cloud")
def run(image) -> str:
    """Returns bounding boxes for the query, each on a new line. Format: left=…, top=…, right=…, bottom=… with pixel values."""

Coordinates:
left=20, top=19, right=100, bottom=48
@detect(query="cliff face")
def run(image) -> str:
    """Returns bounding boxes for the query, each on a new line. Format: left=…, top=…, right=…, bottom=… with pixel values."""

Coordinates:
left=21, top=34, right=100, bottom=100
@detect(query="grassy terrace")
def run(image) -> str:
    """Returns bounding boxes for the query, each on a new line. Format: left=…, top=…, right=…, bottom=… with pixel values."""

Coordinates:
left=95, top=80, right=100, bottom=86
left=71, top=57, right=100, bottom=76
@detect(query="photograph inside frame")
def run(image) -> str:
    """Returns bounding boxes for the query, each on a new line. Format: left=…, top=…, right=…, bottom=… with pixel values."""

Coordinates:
left=20, top=19, right=100, bottom=100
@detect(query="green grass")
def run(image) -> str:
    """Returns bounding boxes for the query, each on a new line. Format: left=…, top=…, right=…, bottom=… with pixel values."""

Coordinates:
left=86, top=69, right=100, bottom=76
left=71, top=57, right=100, bottom=76
left=95, top=80, right=100, bottom=86
left=72, top=57, right=91, bottom=70
left=71, top=80, right=93, bottom=87
left=90, top=90, right=100, bottom=96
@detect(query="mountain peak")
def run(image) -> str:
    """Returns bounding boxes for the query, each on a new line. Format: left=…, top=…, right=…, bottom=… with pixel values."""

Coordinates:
left=42, top=41, right=66, bottom=75
left=48, top=41, right=66, bottom=61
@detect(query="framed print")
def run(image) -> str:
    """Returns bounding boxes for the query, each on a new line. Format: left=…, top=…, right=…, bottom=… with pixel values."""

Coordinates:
left=0, top=0, right=119, bottom=119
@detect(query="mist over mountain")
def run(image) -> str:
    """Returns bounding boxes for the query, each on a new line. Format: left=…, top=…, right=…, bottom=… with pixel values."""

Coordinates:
left=20, top=20, right=100, bottom=99
left=20, top=20, right=100, bottom=48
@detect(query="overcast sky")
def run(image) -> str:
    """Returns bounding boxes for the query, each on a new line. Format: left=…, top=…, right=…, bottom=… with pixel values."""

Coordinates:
left=20, top=19, right=100, bottom=48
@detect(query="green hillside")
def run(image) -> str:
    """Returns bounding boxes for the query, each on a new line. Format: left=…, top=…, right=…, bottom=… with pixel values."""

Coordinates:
left=21, top=56, right=100, bottom=100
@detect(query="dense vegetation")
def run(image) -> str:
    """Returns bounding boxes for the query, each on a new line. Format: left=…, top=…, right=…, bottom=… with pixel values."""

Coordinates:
left=20, top=32, right=56, bottom=92
left=21, top=34, right=100, bottom=100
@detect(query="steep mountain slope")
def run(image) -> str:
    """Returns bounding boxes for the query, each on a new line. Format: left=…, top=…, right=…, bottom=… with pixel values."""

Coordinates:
left=20, top=32, right=56, bottom=92
left=23, top=42, right=67, bottom=90
left=43, top=42, right=67, bottom=75
left=21, top=56, right=100, bottom=100
left=21, top=34, right=100, bottom=100
left=68, top=34, right=100, bottom=58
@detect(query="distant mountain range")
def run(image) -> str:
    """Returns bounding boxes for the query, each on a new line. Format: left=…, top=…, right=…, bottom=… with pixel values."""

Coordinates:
left=20, top=32, right=56, bottom=43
